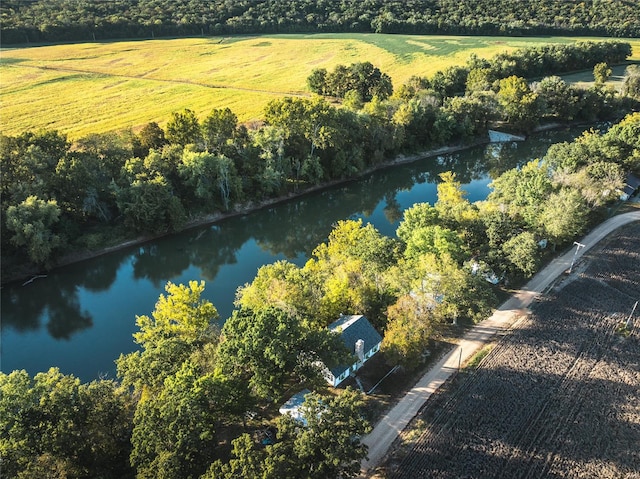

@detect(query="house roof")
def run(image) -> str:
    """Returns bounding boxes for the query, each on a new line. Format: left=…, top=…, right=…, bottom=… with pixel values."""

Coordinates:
left=328, top=315, right=382, bottom=377
left=623, top=172, right=640, bottom=196
left=279, top=388, right=311, bottom=413
left=279, top=389, right=312, bottom=425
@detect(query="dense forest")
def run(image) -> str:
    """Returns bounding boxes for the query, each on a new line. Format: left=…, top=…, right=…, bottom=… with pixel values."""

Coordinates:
left=2, top=107, right=639, bottom=478
left=1, top=40, right=638, bottom=277
left=2, top=0, right=640, bottom=44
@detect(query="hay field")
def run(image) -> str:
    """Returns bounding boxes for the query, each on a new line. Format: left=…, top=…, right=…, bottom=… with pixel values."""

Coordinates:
left=2, top=34, right=639, bottom=138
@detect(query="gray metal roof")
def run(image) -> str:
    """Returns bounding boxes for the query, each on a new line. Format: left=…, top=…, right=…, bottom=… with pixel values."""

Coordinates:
left=328, top=315, right=382, bottom=377
left=624, top=172, right=640, bottom=197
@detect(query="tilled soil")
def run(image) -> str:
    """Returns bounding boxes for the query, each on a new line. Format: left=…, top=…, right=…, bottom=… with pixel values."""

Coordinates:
left=386, top=223, right=640, bottom=479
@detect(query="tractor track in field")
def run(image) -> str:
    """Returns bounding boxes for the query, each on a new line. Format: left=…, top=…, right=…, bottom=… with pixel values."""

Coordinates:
left=8, top=63, right=312, bottom=98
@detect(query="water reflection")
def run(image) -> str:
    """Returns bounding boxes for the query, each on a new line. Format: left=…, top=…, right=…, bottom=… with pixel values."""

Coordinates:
left=0, top=128, right=586, bottom=380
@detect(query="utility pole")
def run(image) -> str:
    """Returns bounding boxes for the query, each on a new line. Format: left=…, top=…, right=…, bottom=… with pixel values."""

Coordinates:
left=568, top=241, right=585, bottom=274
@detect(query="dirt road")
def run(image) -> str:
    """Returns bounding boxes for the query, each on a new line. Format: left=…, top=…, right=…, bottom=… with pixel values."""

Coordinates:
left=361, top=210, right=640, bottom=474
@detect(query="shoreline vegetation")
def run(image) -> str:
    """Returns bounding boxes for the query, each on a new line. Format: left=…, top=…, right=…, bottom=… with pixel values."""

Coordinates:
left=0, top=118, right=600, bottom=285
left=3, top=137, right=489, bottom=285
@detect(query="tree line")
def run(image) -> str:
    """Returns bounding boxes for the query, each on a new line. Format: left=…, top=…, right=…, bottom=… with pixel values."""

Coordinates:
left=1, top=40, right=637, bottom=276
left=2, top=0, right=639, bottom=44
left=2, top=108, right=639, bottom=478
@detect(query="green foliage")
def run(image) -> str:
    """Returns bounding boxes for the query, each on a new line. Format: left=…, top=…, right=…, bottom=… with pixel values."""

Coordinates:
left=305, top=219, right=397, bottom=326
left=235, top=260, right=310, bottom=317
left=178, top=150, right=241, bottom=210
left=133, top=122, right=167, bottom=158
left=497, top=76, right=541, bottom=132
left=382, top=294, right=435, bottom=368
left=307, top=62, right=393, bottom=101
left=130, top=361, right=219, bottom=479
left=488, top=160, right=552, bottom=229
left=403, top=225, right=465, bottom=262
left=134, top=280, right=218, bottom=347
left=117, top=281, right=219, bottom=393
left=593, top=62, right=612, bottom=85
left=6, top=195, right=63, bottom=265
left=0, top=369, right=134, bottom=479
left=622, top=64, right=640, bottom=101
left=166, top=109, right=202, bottom=148
left=202, top=108, right=238, bottom=154
left=204, top=389, right=370, bottom=479
left=279, top=388, right=370, bottom=478
left=502, top=231, right=540, bottom=277
left=534, top=76, right=580, bottom=121
left=218, top=307, right=348, bottom=401
left=3, top=1, right=639, bottom=45
left=539, top=189, right=589, bottom=246
left=113, top=172, right=186, bottom=233
left=396, top=202, right=440, bottom=243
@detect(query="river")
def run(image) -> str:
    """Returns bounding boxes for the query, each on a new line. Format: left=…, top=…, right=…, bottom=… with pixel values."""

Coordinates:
left=0, top=128, right=586, bottom=382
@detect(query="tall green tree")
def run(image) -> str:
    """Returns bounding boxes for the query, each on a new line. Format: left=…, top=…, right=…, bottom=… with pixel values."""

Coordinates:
left=622, top=64, right=640, bottom=100
left=235, top=260, right=310, bottom=317
left=6, top=195, right=63, bottom=266
left=396, top=202, right=440, bottom=243
left=497, top=75, right=541, bottom=132
left=0, top=369, right=134, bottom=479
left=539, top=189, right=589, bottom=247
left=488, top=160, right=553, bottom=229
left=133, top=122, right=166, bottom=158
left=593, top=62, right=612, bottom=85
left=218, top=307, right=347, bottom=401
left=202, top=108, right=238, bottom=154
left=130, top=361, right=220, bottom=479
left=166, top=109, right=202, bottom=148
left=382, top=293, right=436, bottom=368
left=534, top=76, right=579, bottom=121
left=116, top=281, right=219, bottom=394
left=304, top=219, right=397, bottom=326
left=178, top=150, right=241, bottom=210
left=112, top=172, right=186, bottom=233
left=502, top=231, right=540, bottom=277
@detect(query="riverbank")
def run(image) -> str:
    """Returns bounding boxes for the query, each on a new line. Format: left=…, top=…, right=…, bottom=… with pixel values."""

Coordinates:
left=4, top=118, right=602, bottom=286
left=2, top=138, right=491, bottom=286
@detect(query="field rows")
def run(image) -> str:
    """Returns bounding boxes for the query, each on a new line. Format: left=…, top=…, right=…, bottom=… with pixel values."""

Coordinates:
left=2, top=34, right=639, bottom=138
left=388, top=223, right=640, bottom=478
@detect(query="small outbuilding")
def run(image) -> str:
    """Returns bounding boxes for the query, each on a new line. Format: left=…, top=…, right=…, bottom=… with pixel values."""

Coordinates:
left=621, top=172, right=640, bottom=201
left=279, top=389, right=312, bottom=425
left=322, top=315, right=383, bottom=387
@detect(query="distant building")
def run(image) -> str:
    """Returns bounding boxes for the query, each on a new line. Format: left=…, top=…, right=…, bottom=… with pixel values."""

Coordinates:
left=322, top=315, right=382, bottom=387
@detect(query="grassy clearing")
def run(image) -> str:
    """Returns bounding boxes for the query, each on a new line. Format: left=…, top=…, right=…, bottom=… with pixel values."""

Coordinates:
left=2, top=34, right=639, bottom=138
left=558, top=61, right=639, bottom=91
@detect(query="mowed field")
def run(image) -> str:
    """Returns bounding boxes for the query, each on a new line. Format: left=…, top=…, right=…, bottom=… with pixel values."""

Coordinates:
left=386, top=223, right=640, bottom=479
left=1, top=34, right=639, bottom=138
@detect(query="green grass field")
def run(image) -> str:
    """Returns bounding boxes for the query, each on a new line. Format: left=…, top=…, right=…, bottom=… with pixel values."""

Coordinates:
left=2, top=34, right=639, bottom=138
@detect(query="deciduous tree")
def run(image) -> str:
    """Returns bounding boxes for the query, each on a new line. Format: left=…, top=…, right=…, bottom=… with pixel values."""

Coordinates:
left=6, top=195, right=63, bottom=265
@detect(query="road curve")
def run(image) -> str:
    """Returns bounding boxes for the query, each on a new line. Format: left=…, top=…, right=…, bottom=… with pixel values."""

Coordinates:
left=361, top=210, right=640, bottom=474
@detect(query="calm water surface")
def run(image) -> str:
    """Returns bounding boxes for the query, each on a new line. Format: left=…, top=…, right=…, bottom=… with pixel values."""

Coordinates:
left=1, top=129, right=585, bottom=381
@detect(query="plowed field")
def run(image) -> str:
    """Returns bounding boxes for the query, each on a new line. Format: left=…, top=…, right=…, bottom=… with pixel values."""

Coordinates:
left=387, top=222, right=640, bottom=479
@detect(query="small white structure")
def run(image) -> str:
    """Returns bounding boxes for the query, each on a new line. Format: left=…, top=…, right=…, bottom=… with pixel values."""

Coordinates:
left=323, top=315, right=383, bottom=387
left=620, top=173, right=640, bottom=201
left=279, top=389, right=312, bottom=425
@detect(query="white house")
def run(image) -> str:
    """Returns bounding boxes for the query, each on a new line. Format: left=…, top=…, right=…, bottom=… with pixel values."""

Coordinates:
left=322, top=315, right=383, bottom=387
